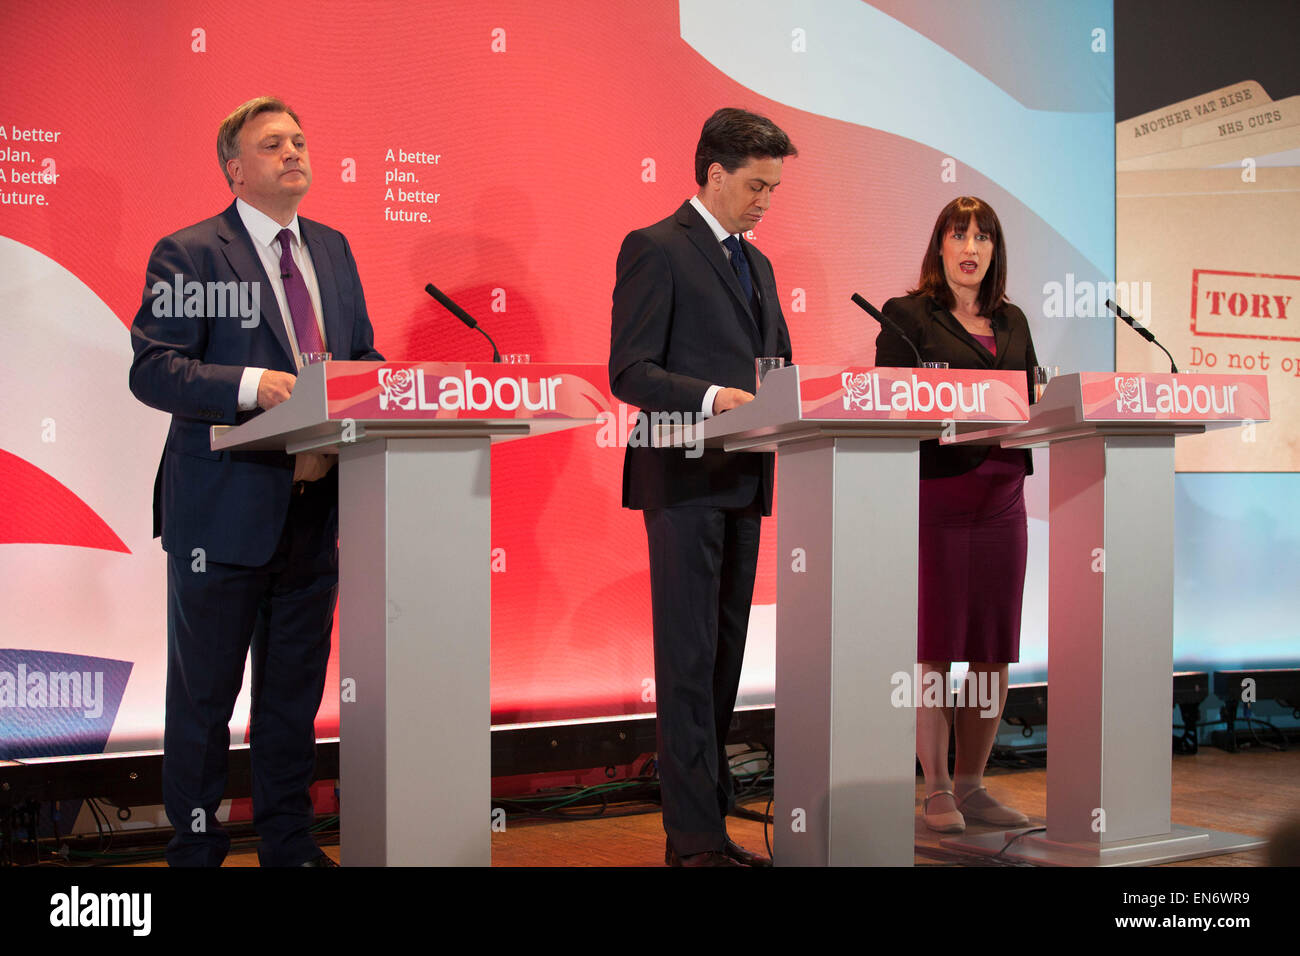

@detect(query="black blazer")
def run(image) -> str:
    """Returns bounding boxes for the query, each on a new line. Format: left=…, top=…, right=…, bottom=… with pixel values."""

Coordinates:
left=875, top=294, right=1037, bottom=479
left=609, top=201, right=793, bottom=512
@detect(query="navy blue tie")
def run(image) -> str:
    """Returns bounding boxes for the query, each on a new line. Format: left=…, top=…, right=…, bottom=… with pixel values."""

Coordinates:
left=722, top=235, right=758, bottom=317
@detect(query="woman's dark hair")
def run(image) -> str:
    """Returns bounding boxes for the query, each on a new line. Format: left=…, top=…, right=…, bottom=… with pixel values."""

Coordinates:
left=909, top=196, right=1008, bottom=317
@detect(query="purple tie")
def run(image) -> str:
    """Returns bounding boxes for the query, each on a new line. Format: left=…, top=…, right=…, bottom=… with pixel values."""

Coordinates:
left=276, top=228, right=324, bottom=357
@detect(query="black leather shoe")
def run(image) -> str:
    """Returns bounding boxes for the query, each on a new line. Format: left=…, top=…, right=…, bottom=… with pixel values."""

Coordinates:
left=298, top=853, right=339, bottom=867
left=665, top=839, right=743, bottom=867
left=723, top=838, right=772, bottom=867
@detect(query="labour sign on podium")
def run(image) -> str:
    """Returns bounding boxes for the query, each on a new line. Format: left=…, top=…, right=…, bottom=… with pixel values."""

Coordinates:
left=212, top=361, right=613, bottom=454
left=212, top=360, right=612, bottom=867
left=955, top=371, right=1270, bottom=450
left=680, top=365, right=1031, bottom=456
left=799, top=366, right=1030, bottom=421
left=943, top=370, right=1270, bottom=866
left=327, top=361, right=612, bottom=425
left=680, top=363, right=1030, bottom=867
left=1074, top=371, right=1267, bottom=422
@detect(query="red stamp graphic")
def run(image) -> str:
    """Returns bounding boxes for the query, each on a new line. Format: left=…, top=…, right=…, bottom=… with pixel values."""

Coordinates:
left=1190, top=269, right=1300, bottom=342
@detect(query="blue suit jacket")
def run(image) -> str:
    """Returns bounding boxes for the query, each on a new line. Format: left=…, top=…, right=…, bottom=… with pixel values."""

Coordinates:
left=129, top=201, right=383, bottom=567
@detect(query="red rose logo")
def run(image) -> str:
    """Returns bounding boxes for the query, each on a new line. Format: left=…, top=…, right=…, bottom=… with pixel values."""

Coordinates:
left=378, top=367, right=417, bottom=410
left=843, top=371, right=874, bottom=411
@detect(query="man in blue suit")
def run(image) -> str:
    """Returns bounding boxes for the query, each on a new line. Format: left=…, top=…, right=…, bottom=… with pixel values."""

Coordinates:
left=129, top=96, right=383, bottom=866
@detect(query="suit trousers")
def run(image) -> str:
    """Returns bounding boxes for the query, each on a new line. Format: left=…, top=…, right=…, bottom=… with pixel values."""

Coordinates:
left=163, top=480, right=338, bottom=867
left=644, top=502, right=762, bottom=855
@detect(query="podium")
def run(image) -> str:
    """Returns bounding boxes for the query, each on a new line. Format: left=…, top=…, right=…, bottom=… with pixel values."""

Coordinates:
left=213, top=360, right=613, bottom=866
left=943, top=372, right=1270, bottom=865
left=682, top=364, right=1031, bottom=865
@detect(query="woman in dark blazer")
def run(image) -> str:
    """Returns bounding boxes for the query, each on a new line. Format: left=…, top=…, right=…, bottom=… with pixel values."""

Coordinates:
left=876, top=196, right=1037, bottom=833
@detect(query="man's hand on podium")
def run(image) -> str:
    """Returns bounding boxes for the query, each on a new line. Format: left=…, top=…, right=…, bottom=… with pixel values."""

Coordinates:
left=712, top=387, right=754, bottom=414
left=258, top=369, right=297, bottom=409
left=293, top=453, right=336, bottom=483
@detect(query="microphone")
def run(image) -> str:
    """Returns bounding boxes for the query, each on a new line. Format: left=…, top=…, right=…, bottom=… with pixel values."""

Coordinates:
left=425, top=282, right=502, bottom=362
left=851, top=293, right=922, bottom=366
left=1105, top=298, right=1177, bottom=373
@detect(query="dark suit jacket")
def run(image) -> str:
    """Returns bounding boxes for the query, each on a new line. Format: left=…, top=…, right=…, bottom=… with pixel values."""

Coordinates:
left=876, top=293, right=1037, bottom=478
left=129, top=201, right=383, bottom=567
left=609, top=200, right=793, bottom=514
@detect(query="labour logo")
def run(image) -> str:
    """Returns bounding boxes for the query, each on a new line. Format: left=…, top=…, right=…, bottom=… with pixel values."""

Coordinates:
left=378, top=368, right=417, bottom=410
left=1114, top=376, right=1142, bottom=413
left=842, top=372, right=873, bottom=411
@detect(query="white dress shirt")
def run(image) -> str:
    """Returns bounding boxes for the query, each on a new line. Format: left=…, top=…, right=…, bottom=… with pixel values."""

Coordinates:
left=234, top=198, right=328, bottom=411
left=688, top=195, right=758, bottom=418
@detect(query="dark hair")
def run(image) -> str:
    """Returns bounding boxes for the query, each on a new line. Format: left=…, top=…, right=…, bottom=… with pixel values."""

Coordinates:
left=217, top=96, right=302, bottom=190
left=909, top=196, right=1008, bottom=317
left=694, top=108, right=797, bottom=185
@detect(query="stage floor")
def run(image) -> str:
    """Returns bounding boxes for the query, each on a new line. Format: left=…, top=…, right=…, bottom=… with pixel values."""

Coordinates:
left=124, top=746, right=1292, bottom=866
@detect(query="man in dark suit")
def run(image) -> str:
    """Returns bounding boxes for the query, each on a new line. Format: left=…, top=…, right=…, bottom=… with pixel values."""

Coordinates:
left=609, top=108, right=796, bottom=867
left=129, top=96, right=382, bottom=866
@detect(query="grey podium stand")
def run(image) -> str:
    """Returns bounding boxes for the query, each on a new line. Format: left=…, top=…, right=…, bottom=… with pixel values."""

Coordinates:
left=213, top=360, right=610, bottom=866
left=683, top=364, right=1030, bottom=866
left=944, top=372, right=1269, bottom=865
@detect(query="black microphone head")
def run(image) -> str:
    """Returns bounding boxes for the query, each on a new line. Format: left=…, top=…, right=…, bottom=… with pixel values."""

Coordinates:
left=1108, top=297, right=1157, bottom=343
left=850, top=293, right=885, bottom=322
left=1106, top=298, right=1144, bottom=329
left=425, top=281, right=478, bottom=329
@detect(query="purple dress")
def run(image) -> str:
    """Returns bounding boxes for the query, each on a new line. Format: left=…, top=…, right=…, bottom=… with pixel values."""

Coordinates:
left=917, top=334, right=1027, bottom=663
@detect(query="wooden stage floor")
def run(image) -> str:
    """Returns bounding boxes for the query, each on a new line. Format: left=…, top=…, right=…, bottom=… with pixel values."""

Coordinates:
left=126, top=746, right=1293, bottom=867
